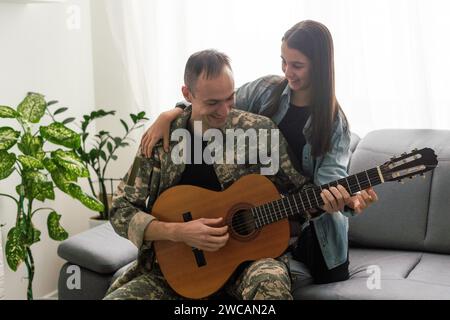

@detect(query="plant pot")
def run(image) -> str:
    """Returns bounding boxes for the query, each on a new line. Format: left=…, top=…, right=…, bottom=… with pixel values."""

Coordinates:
left=89, top=216, right=109, bottom=229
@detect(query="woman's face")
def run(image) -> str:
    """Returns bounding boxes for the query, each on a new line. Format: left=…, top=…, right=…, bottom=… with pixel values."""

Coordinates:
left=281, top=41, right=312, bottom=92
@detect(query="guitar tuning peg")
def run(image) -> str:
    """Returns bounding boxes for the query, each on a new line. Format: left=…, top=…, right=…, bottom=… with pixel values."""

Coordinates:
left=421, top=173, right=426, bottom=179
left=398, top=179, right=404, bottom=184
left=413, top=148, right=418, bottom=152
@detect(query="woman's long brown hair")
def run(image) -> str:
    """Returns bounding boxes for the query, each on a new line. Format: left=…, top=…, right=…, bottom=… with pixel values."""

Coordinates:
left=263, top=20, right=349, bottom=158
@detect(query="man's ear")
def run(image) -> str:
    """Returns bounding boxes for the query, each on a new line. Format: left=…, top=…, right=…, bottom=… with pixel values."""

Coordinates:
left=182, top=85, right=192, bottom=103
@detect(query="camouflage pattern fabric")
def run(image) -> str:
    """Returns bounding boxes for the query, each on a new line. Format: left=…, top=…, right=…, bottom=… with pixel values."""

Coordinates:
left=104, top=261, right=181, bottom=300
left=104, top=255, right=291, bottom=300
left=226, top=255, right=292, bottom=300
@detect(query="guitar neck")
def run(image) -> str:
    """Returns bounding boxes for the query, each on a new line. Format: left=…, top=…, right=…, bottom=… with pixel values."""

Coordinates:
left=253, top=167, right=384, bottom=229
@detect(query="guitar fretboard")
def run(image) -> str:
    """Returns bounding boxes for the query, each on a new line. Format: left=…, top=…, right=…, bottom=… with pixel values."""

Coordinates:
left=252, top=167, right=383, bottom=228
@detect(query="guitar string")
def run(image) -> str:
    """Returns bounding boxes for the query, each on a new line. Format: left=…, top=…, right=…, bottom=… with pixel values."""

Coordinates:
left=231, top=164, right=436, bottom=232
left=229, top=171, right=381, bottom=234
left=220, top=165, right=431, bottom=234
left=230, top=178, right=376, bottom=233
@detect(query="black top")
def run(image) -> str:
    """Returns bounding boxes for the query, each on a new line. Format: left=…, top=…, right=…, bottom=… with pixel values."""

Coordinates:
left=277, top=104, right=311, bottom=170
left=177, top=126, right=222, bottom=192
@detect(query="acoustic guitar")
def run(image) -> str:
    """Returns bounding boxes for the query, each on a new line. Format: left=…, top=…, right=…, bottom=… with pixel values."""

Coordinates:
left=152, top=148, right=438, bottom=298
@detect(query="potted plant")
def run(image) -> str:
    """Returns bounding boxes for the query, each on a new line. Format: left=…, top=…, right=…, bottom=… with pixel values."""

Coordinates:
left=0, top=92, right=104, bottom=300
left=73, top=109, right=148, bottom=224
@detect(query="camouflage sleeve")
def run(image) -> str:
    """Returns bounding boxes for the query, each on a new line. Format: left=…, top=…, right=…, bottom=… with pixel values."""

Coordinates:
left=110, top=148, right=160, bottom=249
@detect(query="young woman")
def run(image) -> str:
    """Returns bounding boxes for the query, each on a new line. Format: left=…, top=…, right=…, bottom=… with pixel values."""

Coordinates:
left=140, top=20, right=377, bottom=284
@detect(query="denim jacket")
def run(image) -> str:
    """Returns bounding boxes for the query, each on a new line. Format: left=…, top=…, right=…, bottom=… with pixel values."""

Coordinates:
left=235, top=75, right=353, bottom=269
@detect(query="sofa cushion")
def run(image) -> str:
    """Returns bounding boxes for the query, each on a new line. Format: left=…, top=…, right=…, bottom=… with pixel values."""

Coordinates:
left=293, top=248, right=450, bottom=299
left=58, top=263, right=113, bottom=300
left=349, top=132, right=360, bottom=154
left=58, top=222, right=138, bottom=274
left=424, top=158, right=450, bottom=254
left=407, top=253, right=450, bottom=287
left=348, top=129, right=450, bottom=252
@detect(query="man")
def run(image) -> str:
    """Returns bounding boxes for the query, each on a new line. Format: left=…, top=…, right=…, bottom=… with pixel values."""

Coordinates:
left=104, top=50, right=370, bottom=300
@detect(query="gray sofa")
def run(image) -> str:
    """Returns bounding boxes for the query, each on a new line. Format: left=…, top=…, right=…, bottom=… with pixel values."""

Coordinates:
left=58, top=129, right=450, bottom=300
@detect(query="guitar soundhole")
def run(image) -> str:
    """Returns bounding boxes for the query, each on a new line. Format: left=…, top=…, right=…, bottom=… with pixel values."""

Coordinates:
left=231, top=210, right=256, bottom=236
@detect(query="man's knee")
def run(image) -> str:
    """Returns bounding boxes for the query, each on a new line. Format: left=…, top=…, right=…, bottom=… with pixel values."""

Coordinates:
left=245, top=258, right=289, bottom=282
left=240, top=258, right=292, bottom=300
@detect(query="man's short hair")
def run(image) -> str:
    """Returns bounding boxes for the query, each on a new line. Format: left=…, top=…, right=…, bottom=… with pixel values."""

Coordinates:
left=184, top=49, right=232, bottom=95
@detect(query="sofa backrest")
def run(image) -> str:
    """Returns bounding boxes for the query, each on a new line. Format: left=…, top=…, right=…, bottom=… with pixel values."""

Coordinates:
left=348, top=129, right=450, bottom=254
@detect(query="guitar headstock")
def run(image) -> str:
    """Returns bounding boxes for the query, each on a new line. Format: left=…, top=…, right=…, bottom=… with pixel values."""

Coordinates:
left=381, top=148, right=438, bottom=182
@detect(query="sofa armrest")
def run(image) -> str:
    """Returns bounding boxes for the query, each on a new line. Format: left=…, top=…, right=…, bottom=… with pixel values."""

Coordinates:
left=58, top=222, right=138, bottom=274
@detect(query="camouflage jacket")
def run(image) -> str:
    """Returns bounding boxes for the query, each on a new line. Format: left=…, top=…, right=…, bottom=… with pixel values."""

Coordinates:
left=110, top=107, right=310, bottom=269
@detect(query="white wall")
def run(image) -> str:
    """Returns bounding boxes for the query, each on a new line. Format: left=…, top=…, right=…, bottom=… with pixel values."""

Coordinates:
left=0, top=0, right=96, bottom=299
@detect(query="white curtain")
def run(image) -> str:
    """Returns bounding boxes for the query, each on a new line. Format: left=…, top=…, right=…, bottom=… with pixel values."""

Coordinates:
left=104, top=0, right=450, bottom=136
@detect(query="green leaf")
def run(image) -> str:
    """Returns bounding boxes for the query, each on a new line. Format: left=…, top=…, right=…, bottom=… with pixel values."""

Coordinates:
left=88, top=109, right=115, bottom=121
left=113, top=137, right=122, bottom=147
left=0, top=106, right=17, bottom=118
left=5, top=227, right=27, bottom=271
left=18, top=155, right=44, bottom=170
left=30, top=226, right=41, bottom=245
left=15, top=184, right=25, bottom=197
left=46, top=100, right=59, bottom=107
left=0, top=150, right=16, bottom=180
left=47, top=211, right=68, bottom=241
left=51, top=149, right=89, bottom=178
left=67, top=183, right=104, bottom=212
left=17, top=132, right=44, bottom=159
left=42, top=157, right=58, bottom=172
left=120, top=119, right=129, bottom=132
left=100, top=150, right=106, bottom=161
left=17, top=219, right=41, bottom=246
left=137, top=111, right=146, bottom=119
left=0, top=127, right=20, bottom=151
left=111, top=155, right=118, bottom=161
left=45, top=167, right=69, bottom=193
left=62, top=117, right=75, bottom=125
left=44, top=157, right=78, bottom=185
left=20, top=171, right=55, bottom=201
left=17, top=93, right=47, bottom=123
left=40, top=122, right=81, bottom=149
left=107, top=141, right=113, bottom=154
left=81, top=117, right=90, bottom=132
left=81, top=132, right=89, bottom=142
left=53, top=107, right=68, bottom=115
left=88, top=149, right=100, bottom=162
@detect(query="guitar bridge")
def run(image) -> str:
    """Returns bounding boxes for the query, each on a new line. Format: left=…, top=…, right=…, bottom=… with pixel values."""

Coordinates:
left=183, top=212, right=207, bottom=268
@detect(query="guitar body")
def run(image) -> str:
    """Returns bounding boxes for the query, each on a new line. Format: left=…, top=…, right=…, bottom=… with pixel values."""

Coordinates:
left=152, top=174, right=290, bottom=299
